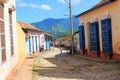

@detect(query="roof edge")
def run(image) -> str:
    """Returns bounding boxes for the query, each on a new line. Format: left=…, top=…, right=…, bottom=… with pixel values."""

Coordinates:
left=75, top=0, right=116, bottom=18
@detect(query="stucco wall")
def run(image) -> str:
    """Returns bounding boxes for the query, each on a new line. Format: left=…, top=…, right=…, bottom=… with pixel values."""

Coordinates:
left=79, top=0, right=120, bottom=55
left=16, top=22, right=26, bottom=69
left=0, top=0, right=18, bottom=80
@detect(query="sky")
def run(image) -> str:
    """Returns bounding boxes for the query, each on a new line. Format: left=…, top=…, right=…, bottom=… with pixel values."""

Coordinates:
left=16, top=0, right=101, bottom=23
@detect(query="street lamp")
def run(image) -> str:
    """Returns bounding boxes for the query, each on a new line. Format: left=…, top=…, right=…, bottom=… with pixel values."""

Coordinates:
left=64, top=0, right=74, bottom=55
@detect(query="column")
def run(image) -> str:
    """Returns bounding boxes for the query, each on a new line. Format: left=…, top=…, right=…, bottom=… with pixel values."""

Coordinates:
left=33, top=35, right=36, bottom=53
left=37, top=35, right=39, bottom=51
left=30, top=36, right=33, bottom=53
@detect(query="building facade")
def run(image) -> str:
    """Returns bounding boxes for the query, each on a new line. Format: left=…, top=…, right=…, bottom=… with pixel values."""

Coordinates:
left=76, top=0, right=120, bottom=59
left=18, top=21, right=52, bottom=55
left=16, top=22, right=26, bottom=69
left=0, top=0, right=18, bottom=80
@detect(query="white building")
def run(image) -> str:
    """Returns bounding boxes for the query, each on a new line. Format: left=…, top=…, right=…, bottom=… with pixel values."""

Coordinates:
left=0, top=0, right=18, bottom=80
left=18, top=21, right=52, bottom=54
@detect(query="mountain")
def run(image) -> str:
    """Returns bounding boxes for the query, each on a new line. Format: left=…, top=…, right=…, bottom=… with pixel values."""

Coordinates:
left=31, top=16, right=79, bottom=38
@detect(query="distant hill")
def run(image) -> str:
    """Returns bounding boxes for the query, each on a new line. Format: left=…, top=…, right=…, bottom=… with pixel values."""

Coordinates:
left=31, top=16, right=79, bottom=38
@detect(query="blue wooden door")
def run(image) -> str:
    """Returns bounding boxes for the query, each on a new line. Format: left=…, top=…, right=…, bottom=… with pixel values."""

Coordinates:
left=101, top=18, right=112, bottom=53
left=28, top=37, right=31, bottom=53
left=46, top=37, right=50, bottom=51
left=26, top=37, right=30, bottom=54
left=90, top=22, right=100, bottom=51
left=79, top=25, right=85, bottom=50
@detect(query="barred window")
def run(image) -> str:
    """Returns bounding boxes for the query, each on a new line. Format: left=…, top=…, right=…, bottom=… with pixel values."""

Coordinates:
left=101, top=18, right=112, bottom=53
left=90, top=21, right=100, bottom=51
left=9, top=10, right=14, bottom=55
left=0, top=4, right=6, bottom=62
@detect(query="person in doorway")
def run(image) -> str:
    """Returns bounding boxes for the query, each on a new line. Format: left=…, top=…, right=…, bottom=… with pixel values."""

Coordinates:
left=60, top=45, right=62, bottom=54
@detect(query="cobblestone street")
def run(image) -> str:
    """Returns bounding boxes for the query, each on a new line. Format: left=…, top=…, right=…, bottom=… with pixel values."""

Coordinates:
left=32, top=48, right=120, bottom=80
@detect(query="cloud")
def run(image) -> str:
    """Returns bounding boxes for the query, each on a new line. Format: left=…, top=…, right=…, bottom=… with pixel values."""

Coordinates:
left=39, top=4, right=52, bottom=10
left=16, top=0, right=21, bottom=2
left=17, top=2, right=52, bottom=11
left=29, top=3, right=39, bottom=8
left=57, top=0, right=66, bottom=4
left=18, top=2, right=27, bottom=7
left=57, top=0, right=81, bottom=5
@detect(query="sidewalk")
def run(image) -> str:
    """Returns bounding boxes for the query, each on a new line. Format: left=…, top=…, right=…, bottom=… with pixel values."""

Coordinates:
left=10, top=56, right=34, bottom=80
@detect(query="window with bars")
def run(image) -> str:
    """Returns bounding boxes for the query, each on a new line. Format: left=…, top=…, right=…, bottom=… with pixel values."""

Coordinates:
left=90, top=22, right=100, bottom=51
left=9, top=10, right=14, bottom=56
left=0, top=4, right=6, bottom=62
left=101, top=18, right=112, bottom=53
left=79, top=25, right=85, bottom=50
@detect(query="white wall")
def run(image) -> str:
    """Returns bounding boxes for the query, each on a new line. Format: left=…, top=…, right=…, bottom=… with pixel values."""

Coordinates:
left=27, top=32, right=46, bottom=53
left=0, top=0, right=17, bottom=80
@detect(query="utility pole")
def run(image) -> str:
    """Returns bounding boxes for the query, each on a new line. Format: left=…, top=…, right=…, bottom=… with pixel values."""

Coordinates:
left=52, top=27, right=55, bottom=51
left=68, top=0, right=74, bottom=55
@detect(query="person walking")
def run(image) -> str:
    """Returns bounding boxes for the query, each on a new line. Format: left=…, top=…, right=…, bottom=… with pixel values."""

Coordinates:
left=60, top=45, right=62, bottom=54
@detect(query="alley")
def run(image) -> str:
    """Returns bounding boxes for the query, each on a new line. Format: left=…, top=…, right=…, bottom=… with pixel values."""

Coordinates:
left=32, top=48, right=120, bottom=80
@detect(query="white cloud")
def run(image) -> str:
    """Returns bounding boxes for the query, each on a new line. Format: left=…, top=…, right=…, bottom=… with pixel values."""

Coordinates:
left=29, top=3, right=39, bottom=8
left=17, top=2, right=52, bottom=11
left=57, top=0, right=81, bottom=5
left=57, top=0, right=66, bottom=4
left=39, top=4, right=52, bottom=10
left=18, top=2, right=27, bottom=7
left=16, top=0, right=21, bottom=2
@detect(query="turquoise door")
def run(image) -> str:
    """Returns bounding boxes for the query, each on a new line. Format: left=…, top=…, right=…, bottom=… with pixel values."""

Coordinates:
left=46, top=37, right=50, bottom=51
left=26, top=37, right=30, bottom=54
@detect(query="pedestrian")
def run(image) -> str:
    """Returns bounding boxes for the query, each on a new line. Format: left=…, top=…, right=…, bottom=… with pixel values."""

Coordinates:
left=60, top=45, right=62, bottom=54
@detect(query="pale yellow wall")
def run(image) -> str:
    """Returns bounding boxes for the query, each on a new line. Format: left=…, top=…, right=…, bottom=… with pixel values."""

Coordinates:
left=79, top=0, right=120, bottom=54
left=16, top=22, right=26, bottom=69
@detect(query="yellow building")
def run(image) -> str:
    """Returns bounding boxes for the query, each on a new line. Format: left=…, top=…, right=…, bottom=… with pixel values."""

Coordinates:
left=76, top=0, right=120, bottom=59
left=16, top=22, right=26, bottom=69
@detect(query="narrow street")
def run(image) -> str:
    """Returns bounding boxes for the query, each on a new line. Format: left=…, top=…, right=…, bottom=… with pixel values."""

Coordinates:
left=32, top=48, right=120, bottom=80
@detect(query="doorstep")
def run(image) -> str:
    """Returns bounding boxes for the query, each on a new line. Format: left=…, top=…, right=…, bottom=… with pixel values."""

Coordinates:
left=74, top=54, right=120, bottom=63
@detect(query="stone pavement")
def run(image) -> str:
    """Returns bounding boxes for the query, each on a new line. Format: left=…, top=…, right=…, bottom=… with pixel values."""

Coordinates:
left=33, top=48, right=120, bottom=80
left=10, top=47, right=120, bottom=80
left=10, top=56, right=34, bottom=80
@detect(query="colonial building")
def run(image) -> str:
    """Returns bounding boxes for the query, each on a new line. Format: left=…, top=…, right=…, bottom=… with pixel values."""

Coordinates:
left=55, top=36, right=72, bottom=48
left=18, top=21, right=52, bottom=54
left=0, top=0, right=18, bottom=80
left=76, top=0, right=120, bottom=59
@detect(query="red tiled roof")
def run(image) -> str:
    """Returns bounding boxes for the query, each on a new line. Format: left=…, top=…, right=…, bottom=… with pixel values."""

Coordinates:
left=57, top=36, right=72, bottom=41
left=17, top=21, right=53, bottom=37
left=17, top=21, right=40, bottom=31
